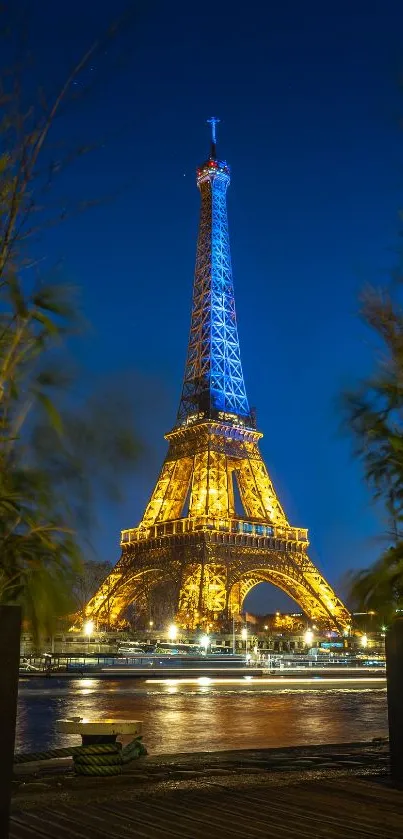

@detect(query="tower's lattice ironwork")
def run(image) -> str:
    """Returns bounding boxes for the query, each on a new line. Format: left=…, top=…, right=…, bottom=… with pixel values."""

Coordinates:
left=178, top=135, right=250, bottom=424
left=86, top=121, right=350, bottom=632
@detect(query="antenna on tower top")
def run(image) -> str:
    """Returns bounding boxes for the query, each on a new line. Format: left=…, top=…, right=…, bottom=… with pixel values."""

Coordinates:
left=207, top=116, right=220, bottom=158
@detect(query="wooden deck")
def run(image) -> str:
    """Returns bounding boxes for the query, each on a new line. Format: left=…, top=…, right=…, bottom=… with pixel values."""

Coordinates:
left=9, top=775, right=403, bottom=839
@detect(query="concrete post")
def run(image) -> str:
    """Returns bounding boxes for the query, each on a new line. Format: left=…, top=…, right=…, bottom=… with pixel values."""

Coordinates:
left=385, top=618, right=403, bottom=783
left=0, top=605, right=21, bottom=837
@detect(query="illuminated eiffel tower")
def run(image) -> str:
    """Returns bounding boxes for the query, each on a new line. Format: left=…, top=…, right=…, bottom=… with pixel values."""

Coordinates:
left=86, top=120, right=350, bottom=632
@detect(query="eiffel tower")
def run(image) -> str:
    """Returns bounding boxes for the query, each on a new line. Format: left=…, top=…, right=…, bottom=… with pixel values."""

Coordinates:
left=86, top=120, right=350, bottom=632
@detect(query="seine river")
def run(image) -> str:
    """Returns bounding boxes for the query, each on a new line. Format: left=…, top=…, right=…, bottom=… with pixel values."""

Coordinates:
left=16, top=678, right=388, bottom=754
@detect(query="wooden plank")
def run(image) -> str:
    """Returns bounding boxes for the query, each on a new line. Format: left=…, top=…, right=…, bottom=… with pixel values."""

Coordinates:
left=118, top=797, right=266, bottom=839
left=181, top=795, right=316, bottom=839
left=237, top=787, right=385, bottom=834
left=82, top=802, right=183, bottom=839
left=9, top=822, right=50, bottom=839
left=188, top=789, right=371, bottom=839
left=241, top=784, right=400, bottom=836
left=10, top=777, right=403, bottom=839
left=12, top=811, right=91, bottom=839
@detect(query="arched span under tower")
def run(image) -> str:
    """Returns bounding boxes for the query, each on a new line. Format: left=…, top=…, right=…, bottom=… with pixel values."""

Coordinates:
left=85, top=121, right=350, bottom=633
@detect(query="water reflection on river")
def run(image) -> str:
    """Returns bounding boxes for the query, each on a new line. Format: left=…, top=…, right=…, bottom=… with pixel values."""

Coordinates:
left=16, top=678, right=388, bottom=754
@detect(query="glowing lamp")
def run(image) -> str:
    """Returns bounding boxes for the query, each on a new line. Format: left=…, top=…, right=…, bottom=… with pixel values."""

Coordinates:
left=304, top=629, right=314, bottom=646
left=241, top=627, right=248, bottom=641
left=360, top=634, right=368, bottom=648
left=84, top=620, right=94, bottom=637
left=168, top=624, right=177, bottom=641
left=200, top=634, right=210, bottom=651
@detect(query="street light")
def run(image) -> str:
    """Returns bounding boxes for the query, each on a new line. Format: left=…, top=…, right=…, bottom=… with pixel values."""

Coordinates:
left=84, top=620, right=94, bottom=636
left=361, top=634, right=368, bottom=648
left=304, top=629, right=314, bottom=646
left=149, top=620, right=154, bottom=630
left=241, top=626, right=248, bottom=660
left=200, top=634, right=210, bottom=653
left=83, top=620, right=94, bottom=654
left=168, top=623, right=177, bottom=642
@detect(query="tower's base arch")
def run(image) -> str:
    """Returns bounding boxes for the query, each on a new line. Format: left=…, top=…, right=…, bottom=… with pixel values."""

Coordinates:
left=85, top=530, right=350, bottom=633
left=228, top=567, right=340, bottom=625
left=86, top=566, right=180, bottom=629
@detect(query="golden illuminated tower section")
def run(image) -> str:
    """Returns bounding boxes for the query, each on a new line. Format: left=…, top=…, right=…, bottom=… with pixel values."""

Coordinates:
left=86, top=120, right=350, bottom=632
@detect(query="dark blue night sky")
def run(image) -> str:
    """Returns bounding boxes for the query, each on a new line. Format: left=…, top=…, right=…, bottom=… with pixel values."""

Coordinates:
left=21, top=0, right=403, bottom=612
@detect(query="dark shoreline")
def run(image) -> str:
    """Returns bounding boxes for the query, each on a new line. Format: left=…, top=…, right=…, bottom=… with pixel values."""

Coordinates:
left=12, top=738, right=390, bottom=804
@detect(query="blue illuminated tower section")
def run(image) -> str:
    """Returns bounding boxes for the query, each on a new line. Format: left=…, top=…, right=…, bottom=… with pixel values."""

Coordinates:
left=177, top=118, right=252, bottom=426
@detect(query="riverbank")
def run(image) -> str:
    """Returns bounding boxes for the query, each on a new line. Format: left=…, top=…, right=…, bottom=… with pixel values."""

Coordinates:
left=10, top=740, right=402, bottom=838
left=12, top=737, right=390, bottom=790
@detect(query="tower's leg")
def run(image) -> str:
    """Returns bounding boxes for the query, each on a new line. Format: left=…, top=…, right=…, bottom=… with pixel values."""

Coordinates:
left=177, top=559, right=227, bottom=628
left=235, top=442, right=287, bottom=525
left=228, top=581, right=242, bottom=618
left=189, top=450, right=234, bottom=517
left=140, top=456, right=193, bottom=527
left=178, top=565, right=202, bottom=628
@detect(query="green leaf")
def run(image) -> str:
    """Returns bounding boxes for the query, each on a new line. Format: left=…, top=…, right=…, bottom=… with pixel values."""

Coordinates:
left=35, top=391, right=64, bottom=435
left=8, top=275, right=28, bottom=318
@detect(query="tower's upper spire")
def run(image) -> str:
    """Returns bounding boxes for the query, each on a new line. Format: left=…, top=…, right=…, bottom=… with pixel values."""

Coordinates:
left=176, top=122, right=252, bottom=429
left=207, top=116, right=220, bottom=158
